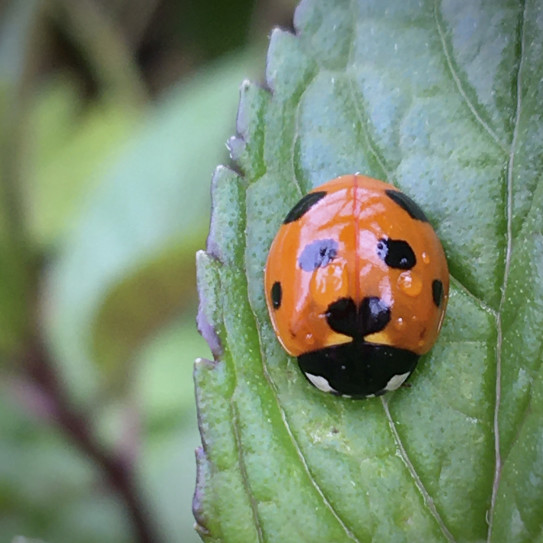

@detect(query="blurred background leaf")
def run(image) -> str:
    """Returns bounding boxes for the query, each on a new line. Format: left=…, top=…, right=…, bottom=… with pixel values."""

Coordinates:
left=44, top=47, right=261, bottom=399
left=0, top=0, right=297, bottom=542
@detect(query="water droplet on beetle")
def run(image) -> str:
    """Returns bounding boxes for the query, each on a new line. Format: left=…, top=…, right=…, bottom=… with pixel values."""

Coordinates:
left=394, top=317, right=405, bottom=331
left=398, top=271, right=423, bottom=297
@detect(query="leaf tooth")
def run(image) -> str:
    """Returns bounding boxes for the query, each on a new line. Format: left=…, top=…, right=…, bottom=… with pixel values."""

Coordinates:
left=266, top=28, right=316, bottom=98
left=196, top=251, right=223, bottom=360
left=192, top=445, right=214, bottom=538
left=206, top=166, right=246, bottom=266
left=229, top=80, right=269, bottom=180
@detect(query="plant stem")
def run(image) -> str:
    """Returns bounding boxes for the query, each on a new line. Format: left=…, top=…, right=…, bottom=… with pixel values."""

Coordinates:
left=24, top=338, right=163, bottom=543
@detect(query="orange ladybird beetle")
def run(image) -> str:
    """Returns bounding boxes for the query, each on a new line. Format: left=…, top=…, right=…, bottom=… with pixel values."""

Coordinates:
left=264, top=174, right=449, bottom=398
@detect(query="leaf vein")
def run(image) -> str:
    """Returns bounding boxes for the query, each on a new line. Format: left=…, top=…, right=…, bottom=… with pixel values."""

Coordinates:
left=231, top=401, right=266, bottom=542
left=449, top=274, right=497, bottom=316
left=273, top=383, right=362, bottom=543
left=345, top=75, right=393, bottom=181
left=292, top=68, right=319, bottom=195
left=381, top=397, right=457, bottom=543
left=487, top=1, right=527, bottom=539
left=500, top=317, right=543, bottom=466
left=252, top=336, right=362, bottom=542
left=433, top=0, right=508, bottom=152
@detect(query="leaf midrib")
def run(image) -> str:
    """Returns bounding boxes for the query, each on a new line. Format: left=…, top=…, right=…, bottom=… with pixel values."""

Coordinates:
left=487, top=1, right=527, bottom=539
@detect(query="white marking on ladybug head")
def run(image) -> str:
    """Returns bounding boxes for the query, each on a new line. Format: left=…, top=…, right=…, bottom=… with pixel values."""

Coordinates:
left=384, top=372, right=411, bottom=391
left=305, top=373, right=338, bottom=394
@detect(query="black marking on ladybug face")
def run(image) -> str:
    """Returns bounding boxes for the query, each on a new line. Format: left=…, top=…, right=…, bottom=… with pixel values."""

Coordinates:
left=298, top=340, right=419, bottom=398
left=376, top=238, right=416, bottom=269
left=298, top=239, right=338, bottom=271
left=325, top=298, right=357, bottom=336
left=362, top=297, right=392, bottom=334
left=432, top=279, right=444, bottom=308
left=385, top=189, right=429, bottom=222
left=271, top=281, right=282, bottom=309
left=325, top=296, right=391, bottom=338
left=283, top=191, right=327, bottom=224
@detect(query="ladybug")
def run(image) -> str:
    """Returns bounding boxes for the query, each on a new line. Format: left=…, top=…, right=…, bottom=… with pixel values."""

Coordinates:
left=264, top=174, right=449, bottom=398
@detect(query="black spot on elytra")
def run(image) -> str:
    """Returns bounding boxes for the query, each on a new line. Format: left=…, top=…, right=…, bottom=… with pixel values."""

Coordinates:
left=432, top=279, right=444, bottom=308
left=376, top=238, right=416, bottom=270
left=298, top=239, right=338, bottom=271
left=271, top=281, right=282, bottom=309
left=283, top=191, right=327, bottom=223
left=386, top=189, right=429, bottom=222
left=325, top=296, right=391, bottom=339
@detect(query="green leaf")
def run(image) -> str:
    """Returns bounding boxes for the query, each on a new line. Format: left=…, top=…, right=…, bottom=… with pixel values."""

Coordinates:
left=44, top=50, right=259, bottom=399
left=27, top=75, right=141, bottom=248
left=90, top=240, right=199, bottom=381
left=195, top=1, right=543, bottom=542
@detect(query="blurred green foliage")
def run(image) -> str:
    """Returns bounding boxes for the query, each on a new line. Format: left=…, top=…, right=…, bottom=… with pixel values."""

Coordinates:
left=0, top=0, right=296, bottom=542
